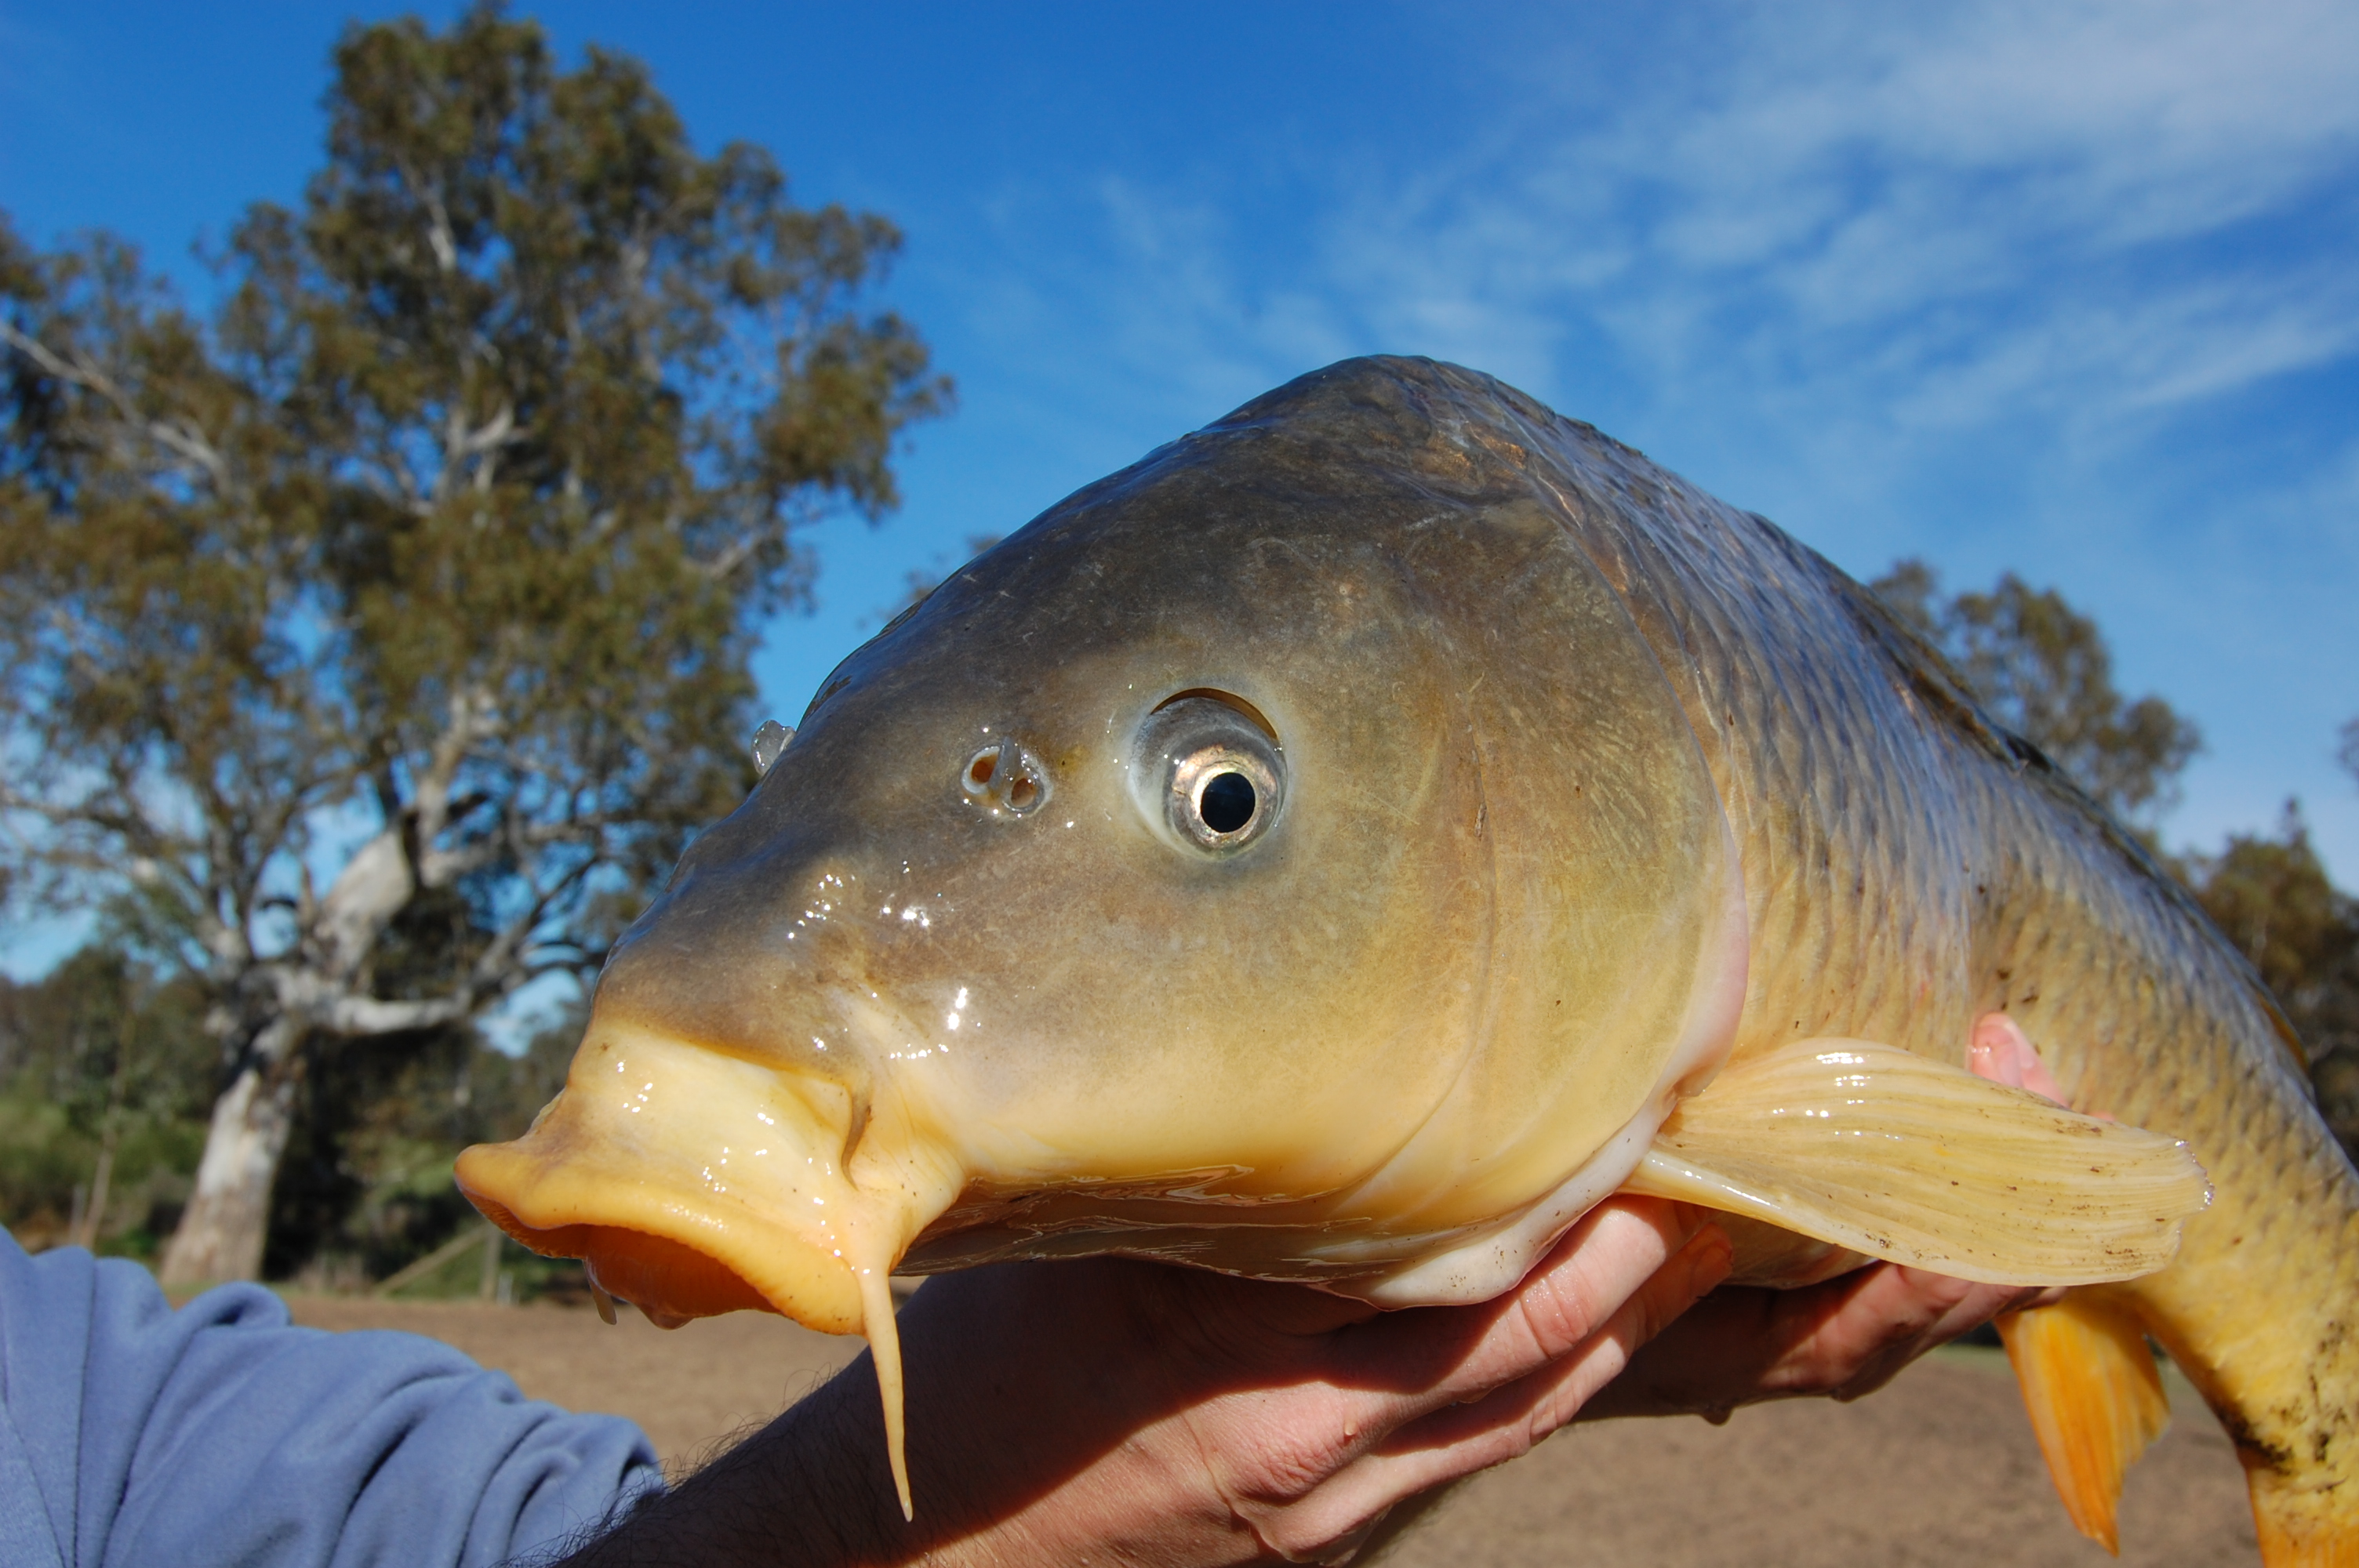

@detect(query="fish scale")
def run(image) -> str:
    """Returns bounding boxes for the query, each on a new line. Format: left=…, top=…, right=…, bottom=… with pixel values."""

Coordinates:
left=458, top=357, right=2330, bottom=1559
left=1540, top=431, right=1983, bottom=1065
left=1505, top=363, right=2359, bottom=1557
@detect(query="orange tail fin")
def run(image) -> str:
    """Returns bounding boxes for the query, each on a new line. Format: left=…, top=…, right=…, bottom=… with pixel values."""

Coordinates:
left=1997, top=1294, right=2171, bottom=1555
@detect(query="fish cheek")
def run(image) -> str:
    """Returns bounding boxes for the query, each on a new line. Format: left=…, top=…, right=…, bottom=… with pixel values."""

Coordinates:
left=1326, top=500, right=1750, bottom=1239
left=898, top=681, right=1481, bottom=1206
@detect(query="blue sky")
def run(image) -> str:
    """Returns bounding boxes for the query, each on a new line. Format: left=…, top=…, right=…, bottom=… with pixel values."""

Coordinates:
left=4, top=0, right=2356, bottom=931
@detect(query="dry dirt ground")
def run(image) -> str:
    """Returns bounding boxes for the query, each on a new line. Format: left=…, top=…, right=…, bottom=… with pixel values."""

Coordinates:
left=289, top=1297, right=2257, bottom=1566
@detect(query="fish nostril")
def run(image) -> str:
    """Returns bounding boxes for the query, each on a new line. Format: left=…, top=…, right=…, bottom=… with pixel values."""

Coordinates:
left=751, top=719, right=794, bottom=778
left=961, top=739, right=1050, bottom=817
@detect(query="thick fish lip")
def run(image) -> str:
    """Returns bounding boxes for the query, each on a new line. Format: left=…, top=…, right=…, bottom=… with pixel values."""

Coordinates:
left=454, top=1023, right=958, bottom=1335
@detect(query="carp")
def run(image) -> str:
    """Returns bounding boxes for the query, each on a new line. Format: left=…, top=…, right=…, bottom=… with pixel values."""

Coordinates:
left=457, top=358, right=2350, bottom=1561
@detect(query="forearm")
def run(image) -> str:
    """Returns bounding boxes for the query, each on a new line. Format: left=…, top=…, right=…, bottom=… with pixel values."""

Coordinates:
left=554, top=1367, right=917, bottom=1567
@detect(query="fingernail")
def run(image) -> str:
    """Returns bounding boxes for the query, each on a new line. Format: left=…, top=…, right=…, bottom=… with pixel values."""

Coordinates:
left=1685, top=1223, right=1734, bottom=1295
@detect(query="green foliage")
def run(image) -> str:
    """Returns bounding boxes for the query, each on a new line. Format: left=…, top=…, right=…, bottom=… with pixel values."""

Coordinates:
left=0, top=948, right=215, bottom=1252
left=2184, top=808, right=2359, bottom=1154
left=0, top=1099, right=100, bottom=1243
left=0, top=931, right=583, bottom=1287
left=0, top=947, right=212, bottom=1125
left=0, top=7, right=948, bottom=978
left=265, top=1009, right=575, bottom=1284
left=0, top=5, right=947, bottom=1278
left=1871, top=561, right=2201, bottom=825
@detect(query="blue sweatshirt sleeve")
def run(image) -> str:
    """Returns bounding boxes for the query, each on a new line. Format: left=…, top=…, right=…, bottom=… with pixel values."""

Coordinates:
left=0, top=1229, right=663, bottom=1568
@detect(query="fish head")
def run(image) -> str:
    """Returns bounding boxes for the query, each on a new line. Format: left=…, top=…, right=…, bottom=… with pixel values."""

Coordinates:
left=456, top=359, right=1747, bottom=1331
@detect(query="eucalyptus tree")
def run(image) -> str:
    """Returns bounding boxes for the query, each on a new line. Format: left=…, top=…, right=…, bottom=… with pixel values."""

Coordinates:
left=0, top=6, right=947, bottom=1283
left=1871, top=560, right=2201, bottom=826
left=2186, top=808, right=2359, bottom=1152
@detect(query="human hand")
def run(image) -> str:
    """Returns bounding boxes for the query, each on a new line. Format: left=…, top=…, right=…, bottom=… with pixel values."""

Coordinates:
left=1579, top=1261, right=2063, bottom=1421
left=558, top=1196, right=1732, bottom=1567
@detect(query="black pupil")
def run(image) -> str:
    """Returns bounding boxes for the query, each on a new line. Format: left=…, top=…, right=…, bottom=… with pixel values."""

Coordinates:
left=1199, top=771, right=1256, bottom=833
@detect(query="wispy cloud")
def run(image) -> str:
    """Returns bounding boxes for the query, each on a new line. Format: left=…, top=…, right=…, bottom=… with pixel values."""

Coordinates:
left=1332, top=0, right=2359, bottom=434
left=940, top=0, right=2358, bottom=464
left=901, top=0, right=2359, bottom=869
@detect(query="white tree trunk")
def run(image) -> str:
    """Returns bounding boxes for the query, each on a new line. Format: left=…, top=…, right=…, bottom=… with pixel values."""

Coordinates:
left=154, top=699, right=515, bottom=1284
left=157, top=1051, right=299, bottom=1287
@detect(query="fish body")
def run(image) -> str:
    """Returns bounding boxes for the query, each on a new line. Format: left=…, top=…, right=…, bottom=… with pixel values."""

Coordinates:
left=1511, top=373, right=2359, bottom=1559
left=459, top=358, right=2351, bottom=1558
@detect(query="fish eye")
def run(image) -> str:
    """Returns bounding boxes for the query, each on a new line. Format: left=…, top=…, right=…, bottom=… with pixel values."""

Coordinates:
left=1132, top=693, right=1284, bottom=853
left=1199, top=771, right=1256, bottom=832
left=961, top=739, right=1050, bottom=816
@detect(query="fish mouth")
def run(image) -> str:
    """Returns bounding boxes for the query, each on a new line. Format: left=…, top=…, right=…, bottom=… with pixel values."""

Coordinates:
left=454, top=1023, right=952, bottom=1335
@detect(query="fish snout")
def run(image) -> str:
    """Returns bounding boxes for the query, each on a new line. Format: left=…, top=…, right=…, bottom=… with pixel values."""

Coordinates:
left=588, top=848, right=882, bottom=1069
left=454, top=1014, right=962, bottom=1335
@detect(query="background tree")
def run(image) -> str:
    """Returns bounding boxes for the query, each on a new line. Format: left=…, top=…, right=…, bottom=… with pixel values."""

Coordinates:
left=263, top=1000, right=580, bottom=1290
left=1871, top=561, right=2201, bottom=825
left=2183, top=807, right=2359, bottom=1154
left=0, top=946, right=213, bottom=1256
left=0, top=5, right=947, bottom=1284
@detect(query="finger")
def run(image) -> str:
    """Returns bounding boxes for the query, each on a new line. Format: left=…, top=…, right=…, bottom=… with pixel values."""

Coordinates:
left=1574, top=1267, right=1898, bottom=1420
left=1583, top=1261, right=2056, bottom=1421
left=1245, top=1221, right=1733, bottom=1559
left=1818, top=1269, right=2052, bottom=1402
left=1195, top=1199, right=1709, bottom=1538
left=1319, top=1198, right=1709, bottom=1428
left=1379, top=1221, right=1736, bottom=1462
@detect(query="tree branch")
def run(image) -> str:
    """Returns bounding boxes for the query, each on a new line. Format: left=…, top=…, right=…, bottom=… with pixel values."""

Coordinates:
left=469, top=850, right=603, bottom=992
left=0, top=319, right=232, bottom=492
left=327, top=993, right=471, bottom=1036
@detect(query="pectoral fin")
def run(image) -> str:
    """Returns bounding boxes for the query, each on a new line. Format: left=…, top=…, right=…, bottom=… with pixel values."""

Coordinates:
left=1997, top=1294, right=2170, bottom=1555
left=1620, top=1038, right=2210, bottom=1286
